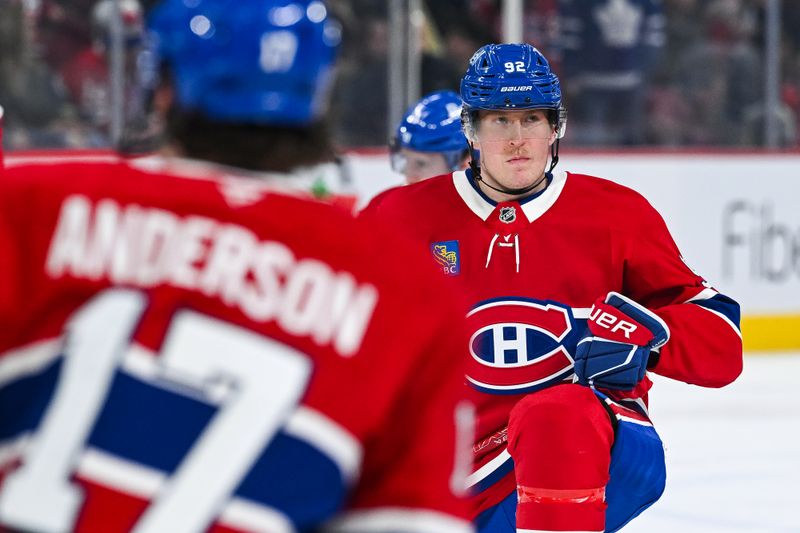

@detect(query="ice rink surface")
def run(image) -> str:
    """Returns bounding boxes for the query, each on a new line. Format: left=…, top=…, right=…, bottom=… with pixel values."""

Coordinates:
left=624, top=353, right=800, bottom=532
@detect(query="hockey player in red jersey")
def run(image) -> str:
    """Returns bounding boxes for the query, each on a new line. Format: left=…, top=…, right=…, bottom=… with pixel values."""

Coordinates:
left=390, top=90, right=470, bottom=185
left=367, top=90, right=471, bottom=212
left=0, top=2, right=473, bottom=532
left=362, top=43, right=743, bottom=533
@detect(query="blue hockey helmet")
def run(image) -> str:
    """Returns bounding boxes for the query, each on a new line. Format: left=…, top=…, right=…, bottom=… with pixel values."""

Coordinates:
left=390, top=90, right=469, bottom=173
left=147, top=0, right=341, bottom=126
left=460, top=43, right=566, bottom=139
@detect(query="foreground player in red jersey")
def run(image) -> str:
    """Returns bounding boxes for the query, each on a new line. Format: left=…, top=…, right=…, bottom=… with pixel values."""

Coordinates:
left=363, top=43, right=743, bottom=533
left=0, top=2, right=473, bottom=532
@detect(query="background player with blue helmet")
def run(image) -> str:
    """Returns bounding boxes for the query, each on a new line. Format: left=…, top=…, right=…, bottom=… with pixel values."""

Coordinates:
left=390, top=90, right=470, bottom=184
left=144, top=0, right=340, bottom=172
left=0, top=2, right=474, bottom=532
left=132, top=0, right=356, bottom=202
left=362, top=42, right=742, bottom=533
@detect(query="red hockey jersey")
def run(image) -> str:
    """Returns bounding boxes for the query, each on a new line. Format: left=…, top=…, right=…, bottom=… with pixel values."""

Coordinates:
left=0, top=155, right=473, bottom=533
left=363, top=169, right=743, bottom=516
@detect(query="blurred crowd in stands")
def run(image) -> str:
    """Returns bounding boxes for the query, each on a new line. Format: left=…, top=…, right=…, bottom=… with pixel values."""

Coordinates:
left=1, top=0, right=799, bottom=152
left=0, top=0, right=150, bottom=150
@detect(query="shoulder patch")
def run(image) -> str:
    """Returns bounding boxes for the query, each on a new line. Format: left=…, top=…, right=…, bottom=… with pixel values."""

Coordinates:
left=431, top=240, right=460, bottom=276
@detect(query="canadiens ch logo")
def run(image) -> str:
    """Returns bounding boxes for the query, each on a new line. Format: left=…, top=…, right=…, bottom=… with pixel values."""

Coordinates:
left=431, top=240, right=460, bottom=275
left=499, top=206, right=516, bottom=224
left=466, top=298, right=578, bottom=394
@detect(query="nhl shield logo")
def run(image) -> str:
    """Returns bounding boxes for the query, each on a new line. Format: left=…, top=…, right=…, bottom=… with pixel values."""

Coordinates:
left=499, top=206, right=516, bottom=224
left=466, top=298, right=579, bottom=394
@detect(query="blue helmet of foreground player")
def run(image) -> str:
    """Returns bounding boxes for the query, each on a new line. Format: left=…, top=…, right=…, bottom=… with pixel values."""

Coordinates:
left=147, top=0, right=341, bottom=126
left=391, top=90, right=468, bottom=172
left=460, top=43, right=566, bottom=138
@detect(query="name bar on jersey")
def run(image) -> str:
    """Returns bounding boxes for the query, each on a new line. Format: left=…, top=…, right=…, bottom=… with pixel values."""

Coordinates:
left=45, top=195, right=378, bottom=358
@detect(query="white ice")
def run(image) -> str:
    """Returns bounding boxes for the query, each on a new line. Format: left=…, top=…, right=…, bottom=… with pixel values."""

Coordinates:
left=624, top=353, right=800, bottom=532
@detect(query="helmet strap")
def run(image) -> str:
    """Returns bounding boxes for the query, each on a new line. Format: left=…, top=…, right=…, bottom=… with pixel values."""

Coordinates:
left=468, top=141, right=481, bottom=179
left=547, top=137, right=560, bottom=174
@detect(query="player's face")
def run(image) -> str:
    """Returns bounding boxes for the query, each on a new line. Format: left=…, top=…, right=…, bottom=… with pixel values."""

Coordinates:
left=473, top=109, right=556, bottom=198
left=398, top=149, right=452, bottom=185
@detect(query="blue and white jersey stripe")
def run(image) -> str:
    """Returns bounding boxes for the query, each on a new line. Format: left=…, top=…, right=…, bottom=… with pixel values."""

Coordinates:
left=686, top=288, right=742, bottom=339
left=0, top=339, right=363, bottom=531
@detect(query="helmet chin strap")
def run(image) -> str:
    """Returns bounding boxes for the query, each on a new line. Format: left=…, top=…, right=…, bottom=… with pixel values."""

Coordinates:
left=548, top=137, right=560, bottom=174
left=469, top=137, right=560, bottom=198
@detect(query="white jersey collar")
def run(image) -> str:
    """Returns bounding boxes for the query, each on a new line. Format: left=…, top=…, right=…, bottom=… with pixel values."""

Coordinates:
left=451, top=169, right=568, bottom=223
left=128, top=156, right=349, bottom=208
left=131, top=156, right=342, bottom=189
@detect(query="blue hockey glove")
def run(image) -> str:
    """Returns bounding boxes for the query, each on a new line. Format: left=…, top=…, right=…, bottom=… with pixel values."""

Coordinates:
left=574, top=292, right=670, bottom=390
